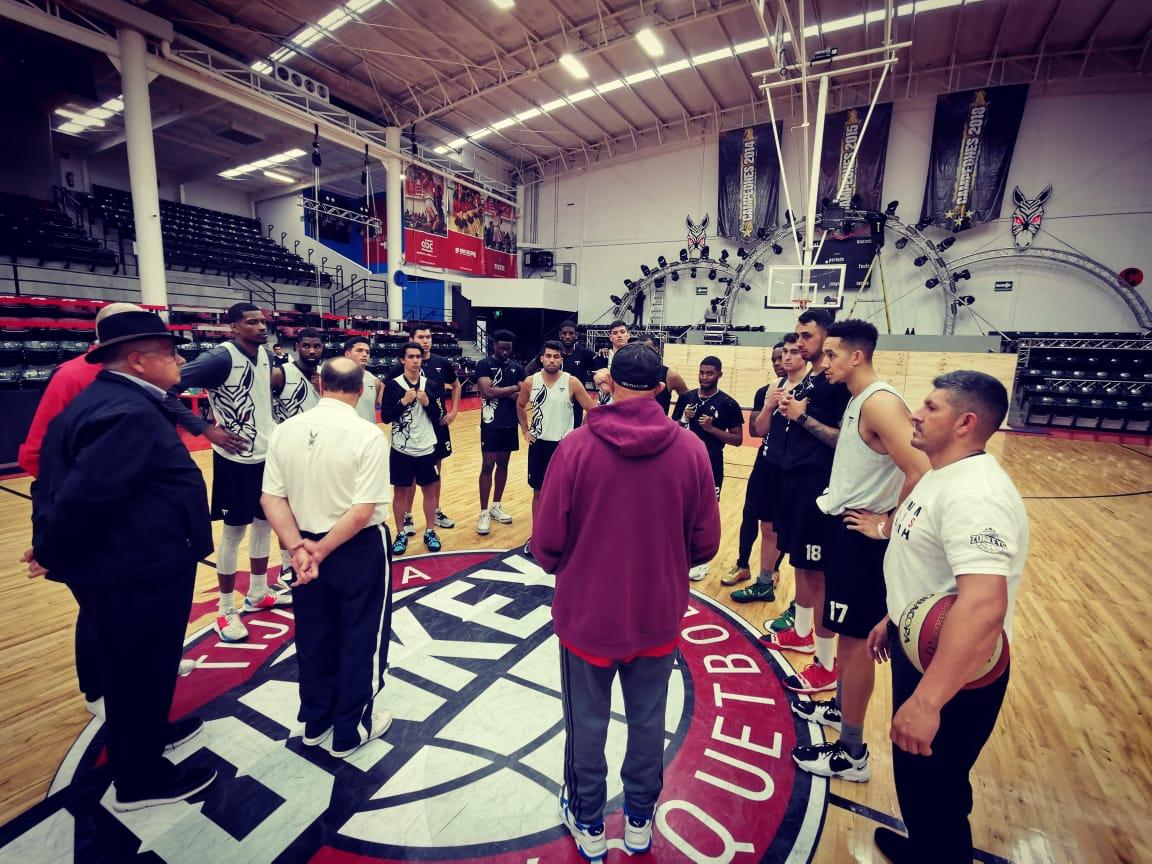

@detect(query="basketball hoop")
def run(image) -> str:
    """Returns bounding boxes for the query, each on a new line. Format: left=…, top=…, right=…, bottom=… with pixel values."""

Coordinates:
left=791, top=298, right=811, bottom=317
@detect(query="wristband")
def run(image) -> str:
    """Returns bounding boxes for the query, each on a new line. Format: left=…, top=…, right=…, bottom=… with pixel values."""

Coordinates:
left=796, top=412, right=810, bottom=426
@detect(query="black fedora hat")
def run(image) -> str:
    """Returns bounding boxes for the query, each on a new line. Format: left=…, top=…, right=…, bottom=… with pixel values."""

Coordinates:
left=86, top=310, right=188, bottom=363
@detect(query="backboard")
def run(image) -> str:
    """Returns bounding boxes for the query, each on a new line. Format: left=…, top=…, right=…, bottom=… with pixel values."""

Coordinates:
left=765, top=264, right=846, bottom=311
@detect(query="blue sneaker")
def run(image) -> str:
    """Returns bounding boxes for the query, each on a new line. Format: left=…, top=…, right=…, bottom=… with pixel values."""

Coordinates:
left=423, top=529, right=441, bottom=552
left=392, top=533, right=408, bottom=555
left=558, top=786, right=607, bottom=861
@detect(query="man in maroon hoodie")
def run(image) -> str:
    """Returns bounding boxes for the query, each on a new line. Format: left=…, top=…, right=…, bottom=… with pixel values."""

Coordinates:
left=531, top=342, right=721, bottom=861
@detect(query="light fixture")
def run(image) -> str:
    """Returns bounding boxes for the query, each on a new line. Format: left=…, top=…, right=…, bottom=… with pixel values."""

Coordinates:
left=490, top=0, right=514, bottom=8
left=959, top=294, right=976, bottom=305
left=432, top=145, right=448, bottom=155
left=938, top=236, right=956, bottom=251
left=953, top=269, right=972, bottom=282
left=771, top=243, right=783, bottom=255
left=491, top=117, right=516, bottom=131
left=916, top=216, right=932, bottom=230
left=658, top=255, right=668, bottom=268
left=218, top=147, right=308, bottom=178
left=88, top=107, right=114, bottom=120
left=102, top=97, right=124, bottom=112
left=657, top=59, right=691, bottom=76
left=894, top=237, right=909, bottom=250
left=624, top=68, right=658, bottom=86
left=914, top=255, right=929, bottom=267
left=737, top=247, right=747, bottom=259
left=567, top=88, right=596, bottom=104
left=690, top=268, right=697, bottom=278
left=679, top=249, right=688, bottom=262
left=541, top=98, right=567, bottom=113
left=692, top=47, right=732, bottom=66
left=701, top=245, right=710, bottom=259
left=925, top=278, right=940, bottom=289
left=57, top=122, right=84, bottom=135
left=708, top=268, right=717, bottom=280
left=447, top=138, right=467, bottom=149
left=559, top=54, right=590, bottom=80
left=849, top=193, right=862, bottom=210
left=719, top=249, right=729, bottom=263
left=812, top=47, right=840, bottom=63
left=754, top=262, right=765, bottom=272
left=263, top=170, right=295, bottom=183
left=640, top=264, right=652, bottom=277
left=469, top=128, right=493, bottom=141
left=610, top=294, right=624, bottom=305
left=595, top=79, right=625, bottom=95
left=671, top=271, right=679, bottom=282
left=516, top=107, right=542, bottom=121
left=624, top=279, right=634, bottom=289
left=636, top=27, right=664, bottom=58
left=886, top=200, right=899, bottom=216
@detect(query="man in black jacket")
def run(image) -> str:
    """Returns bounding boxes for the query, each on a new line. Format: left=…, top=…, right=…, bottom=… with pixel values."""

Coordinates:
left=32, top=310, right=216, bottom=811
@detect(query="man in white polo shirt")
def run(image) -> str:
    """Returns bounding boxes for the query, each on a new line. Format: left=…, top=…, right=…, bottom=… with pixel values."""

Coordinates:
left=260, top=357, right=394, bottom=759
left=866, top=370, right=1028, bottom=863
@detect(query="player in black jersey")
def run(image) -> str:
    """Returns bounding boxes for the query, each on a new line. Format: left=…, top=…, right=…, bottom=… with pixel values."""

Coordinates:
left=475, top=330, right=526, bottom=534
left=526, top=321, right=598, bottom=425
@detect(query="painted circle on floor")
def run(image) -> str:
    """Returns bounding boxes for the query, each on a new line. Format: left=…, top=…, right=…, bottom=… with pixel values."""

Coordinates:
left=0, top=549, right=826, bottom=863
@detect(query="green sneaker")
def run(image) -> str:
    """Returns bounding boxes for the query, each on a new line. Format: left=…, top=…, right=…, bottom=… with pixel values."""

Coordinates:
left=730, top=579, right=776, bottom=604
left=769, top=600, right=796, bottom=632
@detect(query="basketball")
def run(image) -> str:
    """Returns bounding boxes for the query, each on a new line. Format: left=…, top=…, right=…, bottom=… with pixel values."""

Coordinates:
left=897, top=593, right=1010, bottom=689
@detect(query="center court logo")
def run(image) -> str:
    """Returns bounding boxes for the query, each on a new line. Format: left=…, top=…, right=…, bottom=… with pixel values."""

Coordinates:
left=0, top=551, right=826, bottom=862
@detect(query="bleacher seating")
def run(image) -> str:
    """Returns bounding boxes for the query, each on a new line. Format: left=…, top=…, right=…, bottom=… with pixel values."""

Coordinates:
left=93, top=185, right=327, bottom=287
left=0, top=192, right=118, bottom=271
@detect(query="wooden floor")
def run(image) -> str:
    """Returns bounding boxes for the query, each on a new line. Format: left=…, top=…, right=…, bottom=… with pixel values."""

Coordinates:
left=1, top=371, right=1150, bottom=862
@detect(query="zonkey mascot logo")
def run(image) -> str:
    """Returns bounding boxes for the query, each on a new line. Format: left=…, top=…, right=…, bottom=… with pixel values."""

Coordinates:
left=0, top=551, right=826, bottom=862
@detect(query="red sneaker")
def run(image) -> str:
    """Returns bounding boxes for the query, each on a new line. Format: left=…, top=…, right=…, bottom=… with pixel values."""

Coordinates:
left=760, top=626, right=816, bottom=654
left=784, top=661, right=838, bottom=694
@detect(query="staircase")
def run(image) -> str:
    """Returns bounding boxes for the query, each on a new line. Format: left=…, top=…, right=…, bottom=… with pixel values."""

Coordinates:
left=648, top=281, right=665, bottom=327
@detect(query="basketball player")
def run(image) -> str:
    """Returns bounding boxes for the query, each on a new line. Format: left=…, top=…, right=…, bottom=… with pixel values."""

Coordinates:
left=591, top=320, right=630, bottom=403
left=638, top=334, right=690, bottom=415
left=169, top=303, right=289, bottom=643
left=474, top=329, right=525, bottom=534
left=516, top=340, right=598, bottom=519
left=525, top=321, right=597, bottom=426
left=724, top=340, right=787, bottom=589
left=761, top=308, right=850, bottom=691
left=532, top=343, right=721, bottom=860
left=387, top=325, right=460, bottom=534
left=867, top=371, right=1027, bottom=863
left=671, top=356, right=744, bottom=581
left=261, top=357, right=394, bottom=759
left=380, top=343, right=443, bottom=554
left=790, top=320, right=929, bottom=783
left=343, top=336, right=384, bottom=424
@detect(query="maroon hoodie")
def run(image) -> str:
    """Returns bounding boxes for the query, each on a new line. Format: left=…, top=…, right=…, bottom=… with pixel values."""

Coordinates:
left=531, top=396, right=722, bottom=658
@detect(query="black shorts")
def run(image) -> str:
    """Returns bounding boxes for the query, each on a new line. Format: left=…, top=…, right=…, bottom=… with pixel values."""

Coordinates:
left=434, top=425, right=452, bottom=460
left=708, top=452, right=725, bottom=499
left=390, top=450, right=440, bottom=487
left=211, top=452, right=266, bottom=526
left=822, top=515, right=889, bottom=638
left=480, top=425, right=519, bottom=454
left=744, top=455, right=783, bottom=524
left=775, top=469, right=832, bottom=570
left=527, top=439, right=561, bottom=490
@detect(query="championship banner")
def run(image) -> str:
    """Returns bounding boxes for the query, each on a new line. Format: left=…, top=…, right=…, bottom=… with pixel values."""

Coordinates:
left=447, top=181, right=485, bottom=276
left=718, top=121, right=782, bottom=240
left=921, top=84, right=1029, bottom=231
left=818, top=104, right=892, bottom=211
left=403, top=165, right=449, bottom=269
left=482, top=196, right=518, bottom=278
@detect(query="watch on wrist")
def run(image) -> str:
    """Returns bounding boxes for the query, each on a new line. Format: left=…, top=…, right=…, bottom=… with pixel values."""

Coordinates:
left=796, top=412, right=810, bottom=426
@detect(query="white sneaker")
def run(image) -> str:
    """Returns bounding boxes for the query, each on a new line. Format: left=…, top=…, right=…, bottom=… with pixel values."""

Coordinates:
left=688, top=563, right=709, bottom=582
left=477, top=511, right=492, bottom=535
left=215, top=610, right=248, bottom=642
left=242, top=589, right=293, bottom=612
left=624, top=810, right=654, bottom=854
left=302, top=725, right=332, bottom=747
left=85, top=697, right=105, bottom=720
left=558, top=786, right=607, bottom=861
left=178, top=659, right=196, bottom=676
left=489, top=504, right=513, bottom=524
left=331, top=710, right=393, bottom=758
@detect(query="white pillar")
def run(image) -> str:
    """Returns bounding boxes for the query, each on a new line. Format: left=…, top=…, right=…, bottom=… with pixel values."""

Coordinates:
left=384, top=126, right=404, bottom=326
left=118, top=26, right=168, bottom=308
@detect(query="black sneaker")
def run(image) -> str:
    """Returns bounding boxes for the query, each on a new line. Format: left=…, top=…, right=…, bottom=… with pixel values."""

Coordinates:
left=790, top=698, right=842, bottom=730
left=874, top=827, right=913, bottom=863
left=792, top=740, right=870, bottom=782
left=164, top=716, right=204, bottom=751
left=112, top=764, right=217, bottom=812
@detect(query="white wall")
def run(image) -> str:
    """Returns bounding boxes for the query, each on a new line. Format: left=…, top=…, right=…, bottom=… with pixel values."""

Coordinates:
left=254, top=191, right=374, bottom=291
left=180, top=180, right=253, bottom=218
left=539, top=81, right=1152, bottom=335
left=458, top=277, right=577, bottom=312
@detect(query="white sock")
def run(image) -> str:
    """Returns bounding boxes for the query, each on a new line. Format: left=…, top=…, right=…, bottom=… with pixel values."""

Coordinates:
left=795, top=605, right=814, bottom=638
left=815, top=635, right=837, bottom=670
left=219, top=591, right=235, bottom=614
left=249, top=571, right=268, bottom=598
left=491, top=501, right=501, bottom=509
left=404, top=512, right=412, bottom=520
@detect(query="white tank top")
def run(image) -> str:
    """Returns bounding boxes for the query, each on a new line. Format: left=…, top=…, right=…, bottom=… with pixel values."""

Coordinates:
left=355, top=369, right=379, bottom=423
left=817, top=381, right=907, bottom=516
left=207, top=342, right=276, bottom=464
left=275, top=362, right=320, bottom=421
left=528, top=371, right=575, bottom=442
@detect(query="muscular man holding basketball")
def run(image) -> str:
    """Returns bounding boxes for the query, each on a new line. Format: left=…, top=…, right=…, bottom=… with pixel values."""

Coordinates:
left=867, top=371, right=1027, bottom=863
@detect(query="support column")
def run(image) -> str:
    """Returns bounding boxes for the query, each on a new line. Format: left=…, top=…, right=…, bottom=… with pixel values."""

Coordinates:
left=384, top=126, right=404, bottom=326
left=118, top=26, right=168, bottom=308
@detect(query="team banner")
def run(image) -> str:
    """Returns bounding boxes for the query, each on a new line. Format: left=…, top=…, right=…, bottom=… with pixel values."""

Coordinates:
left=718, top=121, right=782, bottom=240
left=402, top=165, right=449, bottom=269
left=921, top=84, right=1029, bottom=231
left=818, top=104, right=892, bottom=211
left=448, top=182, right=485, bottom=276
left=482, top=196, right=518, bottom=278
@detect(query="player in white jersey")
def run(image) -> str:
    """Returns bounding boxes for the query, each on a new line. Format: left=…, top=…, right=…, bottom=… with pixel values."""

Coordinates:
left=787, top=319, right=929, bottom=783
left=343, top=336, right=383, bottom=424
left=517, top=340, right=598, bottom=520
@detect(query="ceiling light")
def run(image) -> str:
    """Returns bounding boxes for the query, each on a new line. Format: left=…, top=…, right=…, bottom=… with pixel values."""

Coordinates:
left=447, top=137, right=466, bottom=148
left=250, top=61, right=271, bottom=75
left=656, top=59, right=690, bottom=76
left=284, top=148, right=307, bottom=158
left=559, top=54, right=590, bottom=80
left=102, top=98, right=124, bottom=112
left=433, top=145, right=448, bottom=155
left=251, top=158, right=275, bottom=168
left=54, top=108, right=84, bottom=120
left=567, top=88, right=595, bottom=103
left=269, top=47, right=297, bottom=63
left=291, top=27, right=323, bottom=48
left=541, top=98, right=567, bottom=112
left=317, top=9, right=350, bottom=30
left=624, top=68, right=657, bottom=86
left=87, top=107, right=114, bottom=120
left=345, top=0, right=382, bottom=12
left=233, top=164, right=256, bottom=174
left=491, top=117, right=516, bottom=130
left=636, top=27, right=664, bottom=58
left=490, top=0, right=515, bottom=8
left=263, top=170, right=295, bottom=183
left=692, top=47, right=732, bottom=66
left=469, top=128, right=493, bottom=140
left=595, top=79, right=625, bottom=95
left=515, top=107, right=542, bottom=121
left=69, top=115, right=105, bottom=127
left=57, top=123, right=84, bottom=135
left=734, top=38, right=770, bottom=55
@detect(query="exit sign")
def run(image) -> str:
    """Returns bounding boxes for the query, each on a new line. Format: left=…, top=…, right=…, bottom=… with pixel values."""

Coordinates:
left=994, top=280, right=1013, bottom=292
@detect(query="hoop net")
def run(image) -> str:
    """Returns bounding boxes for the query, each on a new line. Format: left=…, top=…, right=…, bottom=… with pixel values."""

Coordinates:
left=791, top=298, right=812, bottom=317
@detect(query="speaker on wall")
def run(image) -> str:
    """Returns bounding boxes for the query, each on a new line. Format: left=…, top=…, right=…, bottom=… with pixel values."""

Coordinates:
left=273, top=64, right=330, bottom=102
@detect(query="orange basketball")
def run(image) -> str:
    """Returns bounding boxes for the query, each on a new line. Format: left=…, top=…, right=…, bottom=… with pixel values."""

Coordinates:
left=897, top=593, right=1009, bottom=689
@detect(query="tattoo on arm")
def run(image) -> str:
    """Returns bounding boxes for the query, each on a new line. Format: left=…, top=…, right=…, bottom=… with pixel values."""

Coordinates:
left=803, top=416, right=840, bottom=448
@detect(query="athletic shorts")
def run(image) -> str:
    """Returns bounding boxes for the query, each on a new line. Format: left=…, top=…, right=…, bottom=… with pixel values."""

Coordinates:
left=211, top=452, right=266, bottom=526
left=744, top=454, right=783, bottom=524
left=774, top=468, right=832, bottom=571
left=527, top=439, right=561, bottom=490
left=480, top=425, right=519, bottom=454
left=434, top=425, right=453, bottom=461
left=822, top=514, right=889, bottom=638
left=390, top=450, right=440, bottom=488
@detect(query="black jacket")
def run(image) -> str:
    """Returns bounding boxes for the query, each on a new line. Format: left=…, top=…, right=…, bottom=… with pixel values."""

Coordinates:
left=379, top=371, right=444, bottom=426
left=33, top=372, right=213, bottom=585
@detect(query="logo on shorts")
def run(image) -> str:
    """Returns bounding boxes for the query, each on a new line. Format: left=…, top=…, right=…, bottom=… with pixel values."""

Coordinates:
left=970, top=527, right=1006, bottom=554
left=1, top=551, right=825, bottom=862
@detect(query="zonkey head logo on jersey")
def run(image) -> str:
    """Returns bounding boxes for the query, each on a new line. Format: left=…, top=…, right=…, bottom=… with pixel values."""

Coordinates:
left=0, top=551, right=826, bottom=862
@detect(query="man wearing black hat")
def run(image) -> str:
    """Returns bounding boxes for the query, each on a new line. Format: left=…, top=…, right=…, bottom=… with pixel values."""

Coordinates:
left=32, top=310, right=216, bottom=811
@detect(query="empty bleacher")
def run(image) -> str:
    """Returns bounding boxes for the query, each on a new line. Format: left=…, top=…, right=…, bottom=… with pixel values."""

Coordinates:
left=0, top=192, right=118, bottom=271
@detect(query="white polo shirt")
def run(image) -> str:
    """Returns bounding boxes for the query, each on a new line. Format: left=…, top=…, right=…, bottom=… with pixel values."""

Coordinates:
left=884, top=452, right=1029, bottom=638
left=262, top=397, right=392, bottom=533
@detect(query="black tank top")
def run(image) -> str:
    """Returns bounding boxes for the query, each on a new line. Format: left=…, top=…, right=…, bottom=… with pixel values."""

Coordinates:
left=655, top=365, right=672, bottom=414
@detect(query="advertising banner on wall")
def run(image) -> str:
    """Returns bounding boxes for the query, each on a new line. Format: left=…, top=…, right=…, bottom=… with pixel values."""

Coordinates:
left=818, top=104, right=892, bottom=211
left=482, top=196, right=518, bottom=278
left=718, top=121, right=782, bottom=240
left=921, top=84, right=1029, bottom=232
left=403, top=165, right=449, bottom=269
left=447, top=181, right=485, bottom=275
